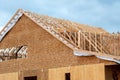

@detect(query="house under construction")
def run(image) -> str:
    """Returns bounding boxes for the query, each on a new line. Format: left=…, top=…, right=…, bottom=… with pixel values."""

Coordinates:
left=0, top=9, right=120, bottom=80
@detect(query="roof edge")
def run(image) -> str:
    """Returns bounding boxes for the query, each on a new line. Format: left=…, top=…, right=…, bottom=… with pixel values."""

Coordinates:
left=0, top=9, right=24, bottom=41
left=74, top=50, right=120, bottom=64
left=0, top=9, right=119, bottom=64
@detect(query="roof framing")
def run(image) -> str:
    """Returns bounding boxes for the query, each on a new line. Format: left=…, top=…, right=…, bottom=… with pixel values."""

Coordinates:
left=0, top=9, right=120, bottom=64
left=0, top=9, right=23, bottom=41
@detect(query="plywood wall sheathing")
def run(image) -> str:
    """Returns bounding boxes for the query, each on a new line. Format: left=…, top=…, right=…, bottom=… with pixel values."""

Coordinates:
left=49, top=63, right=105, bottom=80
left=0, top=72, right=18, bottom=80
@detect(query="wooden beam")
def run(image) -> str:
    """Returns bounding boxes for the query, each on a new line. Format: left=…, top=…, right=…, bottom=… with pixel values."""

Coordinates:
left=89, top=32, right=91, bottom=51
left=83, top=31, right=86, bottom=50
left=78, top=31, right=81, bottom=48
left=80, top=31, right=99, bottom=52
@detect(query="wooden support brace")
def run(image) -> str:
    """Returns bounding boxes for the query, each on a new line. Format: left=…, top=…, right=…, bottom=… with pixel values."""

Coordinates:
left=78, top=31, right=81, bottom=48
left=89, top=32, right=91, bottom=51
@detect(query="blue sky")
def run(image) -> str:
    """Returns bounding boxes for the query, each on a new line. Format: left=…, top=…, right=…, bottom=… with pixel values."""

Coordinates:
left=0, top=0, right=120, bottom=33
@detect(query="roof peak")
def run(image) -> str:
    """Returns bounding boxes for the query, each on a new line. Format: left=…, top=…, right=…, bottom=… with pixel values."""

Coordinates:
left=24, top=10, right=107, bottom=33
left=0, top=9, right=120, bottom=64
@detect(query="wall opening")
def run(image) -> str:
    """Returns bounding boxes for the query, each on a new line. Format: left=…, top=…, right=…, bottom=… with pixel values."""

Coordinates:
left=24, top=76, right=37, bottom=80
left=0, top=45, right=28, bottom=62
left=105, top=65, right=120, bottom=80
left=65, top=73, right=70, bottom=80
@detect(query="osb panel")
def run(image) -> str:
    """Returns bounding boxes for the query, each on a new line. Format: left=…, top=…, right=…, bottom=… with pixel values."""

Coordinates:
left=79, top=63, right=105, bottom=80
left=84, top=64, right=105, bottom=80
left=49, top=67, right=70, bottom=80
left=0, top=14, right=115, bottom=80
left=95, top=64, right=105, bottom=80
left=0, top=72, right=18, bottom=80
left=49, top=63, right=105, bottom=80
left=71, top=66, right=84, bottom=80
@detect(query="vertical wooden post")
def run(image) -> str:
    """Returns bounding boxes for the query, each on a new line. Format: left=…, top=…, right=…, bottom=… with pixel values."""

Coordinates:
left=83, top=31, right=86, bottom=50
left=78, top=31, right=81, bottom=48
left=116, top=34, right=118, bottom=56
left=94, top=32, right=98, bottom=52
left=75, top=32, right=77, bottom=46
left=100, top=32, right=103, bottom=53
left=109, top=34, right=111, bottom=54
left=115, top=34, right=117, bottom=56
left=118, top=33, right=120, bottom=56
left=118, top=34, right=119, bottom=56
left=89, top=32, right=91, bottom=51
left=113, top=34, right=115, bottom=55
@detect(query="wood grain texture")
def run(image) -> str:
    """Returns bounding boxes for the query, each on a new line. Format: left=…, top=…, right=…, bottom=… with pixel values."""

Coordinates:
left=49, top=63, right=105, bottom=80
left=0, top=15, right=115, bottom=80
left=0, top=72, right=18, bottom=80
